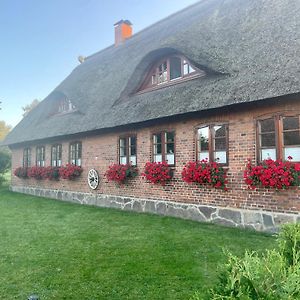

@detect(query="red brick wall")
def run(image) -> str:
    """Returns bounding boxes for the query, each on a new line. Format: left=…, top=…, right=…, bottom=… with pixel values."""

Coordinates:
left=11, top=99, right=300, bottom=214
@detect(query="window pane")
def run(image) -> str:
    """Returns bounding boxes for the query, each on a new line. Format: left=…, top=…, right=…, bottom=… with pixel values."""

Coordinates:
left=170, top=57, right=182, bottom=80
left=261, top=133, right=276, bottom=147
left=154, top=154, right=162, bottom=163
left=189, top=65, right=196, bottom=73
left=77, top=158, right=81, bottom=166
left=283, top=131, right=300, bottom=146
left=260, top=119, right=275, bottom=133
left=154, top=143, right=162, bottom=154
left=153, top=134, right=161, bottom=144
left=166, top=132, right=174, bottom=143
left=120, top=156, right=127, bottom=164
left=198, top=127, right=209, bottom=151
left=183, top=64, right=189, bottom=75
left=284, top=148, right=300, bottom=161
left=199, top=152, right=209, bottom=161
left=58, top=160, right=62, bottom=167
left=215, top=138, right=226, bottom=151
left=214, top=151, right=227, bottom=164
left=166, top=154, right=174, bottom=165
left=166, top=143, right=174, bottom=154
left=283, top=117, right=299, bottom=130
left=129, top=137, right=137, bottom=156
left=214, top=125, right=226, bottom=137
left=129, top=156, right=137, bottom=166
left=261, top=149, right=276, bottom=160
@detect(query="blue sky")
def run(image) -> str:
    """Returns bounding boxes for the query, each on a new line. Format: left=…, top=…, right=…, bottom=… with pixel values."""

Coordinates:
left=0, top=0, right=197, bottom=127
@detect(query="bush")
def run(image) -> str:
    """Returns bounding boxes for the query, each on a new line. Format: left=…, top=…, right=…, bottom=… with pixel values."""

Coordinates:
left=182, top=159, right=228, bottom=190
left=142, top=161, right=173, bottom=185
left=105, top=163, right=138, bottom=184
left=0, top=149, right=11, bottom=175
left=208, top=223, right=300, bottom=300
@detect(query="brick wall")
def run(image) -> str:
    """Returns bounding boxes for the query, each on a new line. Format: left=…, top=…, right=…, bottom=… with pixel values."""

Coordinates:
left=11, top=99, right=300, bottom=214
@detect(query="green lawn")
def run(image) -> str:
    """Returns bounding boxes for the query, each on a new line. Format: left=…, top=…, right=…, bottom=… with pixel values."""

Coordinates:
left=0, top=183, right=276, bottom=299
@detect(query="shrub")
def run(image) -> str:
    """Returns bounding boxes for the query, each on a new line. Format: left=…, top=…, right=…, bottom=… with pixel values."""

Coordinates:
left=142, top=161, right=172, bottom=185
left=244, top=157, right=300, bottom=190
left=182, top=159, right=228, bottom=190
left=59, top=164, right=83, bottom=180
left=105, top=163, right=138, bottom=184
left=208, top=223, right=300, bottom=300
left=0, top=149, right=11, bottom=175
left=14, top=167, right=28, bottom=179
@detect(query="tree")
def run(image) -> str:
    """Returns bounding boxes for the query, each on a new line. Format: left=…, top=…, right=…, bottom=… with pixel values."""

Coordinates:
left=0, top=149, right=11, bottom=186
left=22, top=99, right=40, bottom=117
left=0, top=120, right=11, bottom=141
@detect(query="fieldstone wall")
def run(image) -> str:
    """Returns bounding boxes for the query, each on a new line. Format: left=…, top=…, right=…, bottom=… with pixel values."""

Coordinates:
left=11, top=185, right=299, bottom=232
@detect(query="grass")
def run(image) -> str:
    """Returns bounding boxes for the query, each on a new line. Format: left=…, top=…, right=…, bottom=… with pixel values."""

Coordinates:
left=0, top=179, right=276, bottom=299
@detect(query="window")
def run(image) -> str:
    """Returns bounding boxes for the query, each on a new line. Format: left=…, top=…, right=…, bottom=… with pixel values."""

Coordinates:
left=152, top=131, right=175, bottom=165
left=69, top=142, right=82, bottom=166
left=23, top=148, right=31, bottom=168
left=51, top=144, right=62, bottom=167
left=258, top=114, right=300, bottom=162
left=57, top=99, right=76, bottom=114
left=36, top=146, right=45, bottom=167
left=119, top=136, right=137, bottom=165
left=140, top=55, right=204, bottom=92
left=197, top=124, right=228, bottom=164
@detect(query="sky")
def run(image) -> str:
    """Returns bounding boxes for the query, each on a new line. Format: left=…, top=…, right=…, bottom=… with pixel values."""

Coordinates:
left=0, top=0, right=198, bottom=127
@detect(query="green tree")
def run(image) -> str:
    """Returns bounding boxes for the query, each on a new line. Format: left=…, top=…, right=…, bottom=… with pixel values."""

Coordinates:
left=0, top=120, right=11, bottom=141
left=22, top=99, right=40, bottom=117
left=0, top=149, right=11, bottom=186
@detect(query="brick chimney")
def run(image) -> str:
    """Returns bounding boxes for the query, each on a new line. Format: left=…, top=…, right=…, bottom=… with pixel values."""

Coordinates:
left=114, top=20, right=132, bottom=46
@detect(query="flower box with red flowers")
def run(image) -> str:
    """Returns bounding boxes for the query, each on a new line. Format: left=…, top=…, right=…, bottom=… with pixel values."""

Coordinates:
left=142, top=161, right=173, bottom=185
left=181, top=159, right=228, bottom=190
left=244, top=157, right=300, bottom=190
left=14, top=167, right=28, bottom=179
left=42, top=166, right=60, bottom=180
left=27, top=166, right=45, bottom=180
left=59, top=164, right=83, bottom=180
left=105, top=163, right=138, bottom=184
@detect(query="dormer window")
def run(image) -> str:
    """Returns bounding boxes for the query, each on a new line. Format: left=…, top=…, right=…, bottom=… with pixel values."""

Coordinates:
left=57, top=99, right=76, bottom=114
left=139, top=55, right=204, bottom=92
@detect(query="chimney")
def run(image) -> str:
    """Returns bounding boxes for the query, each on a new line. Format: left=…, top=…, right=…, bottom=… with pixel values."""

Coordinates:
left=114, top=20, right=132, bottom=46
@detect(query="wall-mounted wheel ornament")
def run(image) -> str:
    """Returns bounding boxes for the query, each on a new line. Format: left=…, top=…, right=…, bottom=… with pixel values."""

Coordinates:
left=88, top=169, right=99, bottom=190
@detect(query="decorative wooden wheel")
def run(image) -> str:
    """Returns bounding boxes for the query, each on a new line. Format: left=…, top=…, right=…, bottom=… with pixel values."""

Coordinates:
left=88, top=169, right=99, bottom=190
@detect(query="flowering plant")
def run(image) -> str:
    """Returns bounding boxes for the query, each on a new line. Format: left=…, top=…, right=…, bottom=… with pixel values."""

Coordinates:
left=244, top=157, right=300, bottom=190
left=42, top=166, right=60, bottom=180
left=105, top=163, right=138, bottom=184
left=181, top=159, right=228, bottom=190
left=142, top=161, right=173, bottom=185
left=59, top=164, right=83, bottom=180
left=14, top=167, right=28, bottom=179
left=27, top=166, right=45, bottom=180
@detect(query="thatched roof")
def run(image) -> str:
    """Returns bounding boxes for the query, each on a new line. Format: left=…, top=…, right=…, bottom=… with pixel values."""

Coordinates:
left=4, top=0, right=300, bottom=146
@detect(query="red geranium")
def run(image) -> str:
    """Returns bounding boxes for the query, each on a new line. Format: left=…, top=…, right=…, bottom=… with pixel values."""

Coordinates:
left=244, top=157, right=300, bottom=190
left=59, top=164, right=83, bottom=180
left=105, top=163, right=138, bottom=184
left=142, top=161, right=173, bottom=185
left=27, top=166, right=45, bottom=180
left=181, top=159, right=228, bottom=190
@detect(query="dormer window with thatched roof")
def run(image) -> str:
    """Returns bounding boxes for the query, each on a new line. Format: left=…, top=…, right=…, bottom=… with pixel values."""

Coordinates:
left=139, top=55, right=204, bottom=93
left=57, top=99, right=76, bottom=114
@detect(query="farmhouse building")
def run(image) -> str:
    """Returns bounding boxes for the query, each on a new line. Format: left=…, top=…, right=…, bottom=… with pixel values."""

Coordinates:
left=4, top=0, right=300, bottom=231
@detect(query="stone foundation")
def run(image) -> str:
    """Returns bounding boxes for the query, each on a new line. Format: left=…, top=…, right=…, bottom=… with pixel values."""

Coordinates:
left=11, top=185, right=299, bottom=232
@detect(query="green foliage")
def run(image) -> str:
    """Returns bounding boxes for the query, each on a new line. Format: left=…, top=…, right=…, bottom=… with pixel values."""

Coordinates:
left=209, top=224, right=300, bottom=300
left=0, top=149, right=11, bottom=175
